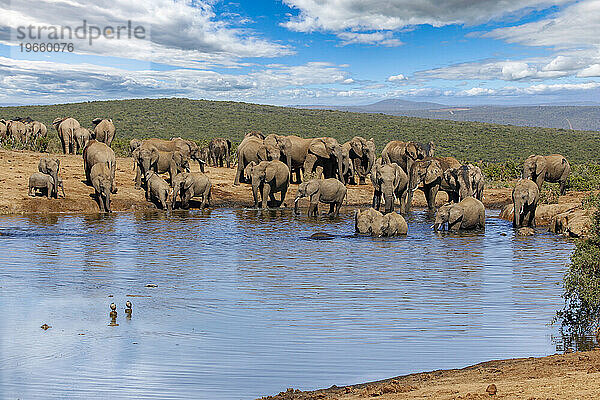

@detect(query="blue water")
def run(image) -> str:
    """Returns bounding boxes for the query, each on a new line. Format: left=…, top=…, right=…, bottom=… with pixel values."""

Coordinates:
left=0, top=209, right=574, bottom=399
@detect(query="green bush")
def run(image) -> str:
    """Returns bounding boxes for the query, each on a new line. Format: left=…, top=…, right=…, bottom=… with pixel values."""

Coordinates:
left=540, top=185, right=560, bottom=204
left=568, top=164, right=600, bottom=191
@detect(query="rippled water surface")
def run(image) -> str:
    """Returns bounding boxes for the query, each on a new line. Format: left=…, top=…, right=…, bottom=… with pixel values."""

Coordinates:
left=0, top=209, right=574, bottom=399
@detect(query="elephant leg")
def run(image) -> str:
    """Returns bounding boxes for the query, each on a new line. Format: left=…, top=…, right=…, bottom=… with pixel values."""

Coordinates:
left=234, top=157, right=244, bottom=185
left=372, top=190, right=380, bottom=209
left=328, top=202, right=335, bottom=215
left=262, top=184, right=271, bottom=209
left=135, top=165, right=142, bottom=189
left=303, top=154, right=317, bottom=180
left=427, top=185, right=439, bottom=210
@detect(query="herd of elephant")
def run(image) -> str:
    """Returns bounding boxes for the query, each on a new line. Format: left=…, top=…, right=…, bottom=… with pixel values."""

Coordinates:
left=19, top=117, right=572, bottom=236
left=1, top=117, right=48, bottom=146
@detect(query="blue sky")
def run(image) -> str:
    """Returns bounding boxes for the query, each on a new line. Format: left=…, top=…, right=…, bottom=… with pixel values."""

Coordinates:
left=1, top=0, right=600, bottom=106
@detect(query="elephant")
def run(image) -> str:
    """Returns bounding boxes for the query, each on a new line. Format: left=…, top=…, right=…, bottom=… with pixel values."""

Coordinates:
left=423, top=141, right=435, bottom=157
left=294, top=178, right=347, bottom=217
left=129, top=138, right=142, bottom=154
left=406, top=156, right=461, bottom=212
left=371, top=159, right=409, bottom=214
left=443, top=164, right=485, bottom=203
left=343, top=136, right=376, bottom=185
left=143, top=138, right=204, bottom=170
left=208, top=137, right=232, bottom=167
left=38, top=157, right=60, bottom=198
left=522, top=154, right=571, bottom=195
left=243, top=160, right=290, bottom=209
left=339, top=145, right=355, bottom=186
left=0, top=120, right=6, bottom=142
left=234, top=136, right=279, bottom=185
left=303, top=137, right=345, bottom=183
left=145, top=171, right=171, bottom=210
left=171, top=172, right=211, bottom=209
left=52, top=117, right=80, bottom=154
left=264, top=134, right=294, bottom=178
left=134, top=143, right=189, bottom=188
left=285, top=135, right=313, bottom=183
left=7, top=120, right=28, bottom=145
left=355, top=207, right=383, bottom=234
left=381, top=140, right=426, bottom=174
left=90, top=163, right=113, bottom=212
left=512, top=179, right=540, bottom=228
left=245, top=131, right=265, bottom=140
left=26, top=121, right=47, bottom=142
left=433, top=197, right=485, bottom=231
left=83, top=140, right=116, bottom=194
left=73, top=127, right=93, bottom=154
left=198, top=146, right=210, bottom=172
left=28, top=172, right=64, bottom=198
left=92, top=118, right=116, bottom=147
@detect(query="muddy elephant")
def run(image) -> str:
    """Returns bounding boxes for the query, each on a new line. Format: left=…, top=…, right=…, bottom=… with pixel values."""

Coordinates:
left=244, top=160, right=290, bottom=209
left=7, top=120, right=28, bottom=145
left=145, top=171, right=171, bottom=210
left=171, top=172, right=211, bottom=209
left=381, top=140, right=426, bottom=174
left=443, top=164, right=485, bottom=203
left=143, top=138, right=204, bottom=170
left=371, top=159, right=408, bottom=214
left=406, top=157, right=461, bottom=212
left=512, top=179, right=539, bottom=228
left=264, top=134, right=293, bottom=177
left=91, top=118, right=116, bottom=147
left=522, top=154, right=570, bottom=195
left=134, top=143, right=189, bottom=188
left=294, top=178, right=347, bottom=217
left=344, top=136, right=376, bottom=185
left=53, top=117, right=80, bottom=154
left=433, top=197, right=485, bottom=231
left=209, top=137, right=232, bottom=167
left=234, top=136, right=279, bottom=185
left=38, top=157, right=60, bottom=198
left=90, top=163, right=113, bottom=212
left=83, top=140, right=116, bottom=194
left=303, top=137, right=345, bottom=183
left=28, top=172, right=64, bottom=198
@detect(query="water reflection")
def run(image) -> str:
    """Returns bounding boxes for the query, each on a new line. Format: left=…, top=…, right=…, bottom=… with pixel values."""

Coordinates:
left=0, top=209, right=576, bottom=399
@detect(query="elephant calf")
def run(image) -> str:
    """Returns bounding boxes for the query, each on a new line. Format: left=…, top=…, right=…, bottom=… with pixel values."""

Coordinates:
left=512, top=179, right=540, bottom=228
left=371, top=159, right=408, bottom=214
left=354, top=208, right=408, bottom=237
left=244, top=160, right=289, bottom=209
left=146, top=171, right=171, bottom=210
left=294, top=178, right=346, bottom=217
left=172, top=172, right=211, bottom=209
left=433, top=197, right=485, bottom=231
left=90, top=163, right=113, bottom=212
left=28, top=172, right=65, bottom=198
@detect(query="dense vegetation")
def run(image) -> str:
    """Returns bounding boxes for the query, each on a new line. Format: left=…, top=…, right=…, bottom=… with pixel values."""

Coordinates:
left=2, top=98, right=600, bottom=163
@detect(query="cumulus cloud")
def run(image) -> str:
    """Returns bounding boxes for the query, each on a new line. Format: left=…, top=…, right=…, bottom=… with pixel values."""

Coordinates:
left=387, top=74, right=407, bottom=82
left=336, top=31, right=403, bottom=47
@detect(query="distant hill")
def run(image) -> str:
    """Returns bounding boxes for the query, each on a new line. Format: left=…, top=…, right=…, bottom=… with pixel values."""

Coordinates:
left=298, top=100, right=600, bottom=131
left=2, top=97, right=600, bottom=162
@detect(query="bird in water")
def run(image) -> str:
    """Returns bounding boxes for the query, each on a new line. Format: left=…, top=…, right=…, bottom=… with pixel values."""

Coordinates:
left=125, top=301, right=132, bottom=319
left=109, top=302, right=117, bottom=318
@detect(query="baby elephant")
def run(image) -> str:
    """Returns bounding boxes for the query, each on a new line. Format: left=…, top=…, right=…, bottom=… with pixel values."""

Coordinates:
left=171, top=172, right=212, bottom=209
left=355, top=208, right=408, bottom=237
left=371, top=159, right=408, bottom=214
left=90, top=163, right=113, bottom=212
left=244, top=160, right=289, bottom=208
left=28, top=172, right=65, bottom=198
left=146, top=171, right=171, bottom=210
left=512, top=179, right=540, bottom=228
left=434, top=197, right=485, bottom=231
left=294, top=178, right=347, bottom=217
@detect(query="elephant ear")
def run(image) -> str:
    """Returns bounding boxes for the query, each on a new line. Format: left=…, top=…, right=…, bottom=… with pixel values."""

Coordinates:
left=306, top=180, right=321, bottom=197
left=393, top=164, right=403, bottom=189
left=183, top=174, right=195, bottom=191
left=350, top=140, right=363, bottom=158
left=309, top=139, right=329, bottom=158
left=244, top=161, right=257, bottom=181
left=448, top=206, right=463, bottom=227
left=92, top=118, right=103, bottom=125
left=534, top=156, right=547, bottom=176
left=424, top=161, right=441, bottom=185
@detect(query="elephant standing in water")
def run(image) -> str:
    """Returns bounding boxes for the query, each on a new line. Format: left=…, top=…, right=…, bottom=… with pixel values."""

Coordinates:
left=512, top=179, right=539, bottom=228
left=53, top=117, right=80, bottom=154
left=354, top=208, right=408, bottom=236
left=371, top=159, right=408, bottom=214
left=343, top=136, right=376, bottom=184
left=433, top=197, right=485, bottom=231
left=145, top=171, right=171, bottom=210
left=294, top=178, right=346, bottom=217
left=244, top=160, right=290, bottom=209
left=171, top=172, right=212, bottom=209
left=90, top=163, right=113, bottom=212
left=38, top=157, right=60, bottom=199
left=444, top=164, right=485, bottom=203
left=522, top=154, right=571, bottom=195
left=92, top=118, right=116, bottom=147
left=406, top=156, right=461, bottom=212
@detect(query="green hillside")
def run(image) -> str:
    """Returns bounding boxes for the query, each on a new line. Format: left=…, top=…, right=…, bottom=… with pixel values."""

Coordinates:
left=2, top=97, right=600, bottom=163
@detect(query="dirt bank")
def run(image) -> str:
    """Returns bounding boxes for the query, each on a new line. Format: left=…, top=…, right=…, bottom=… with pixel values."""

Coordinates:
left=259, top=349, right=600, bottom=400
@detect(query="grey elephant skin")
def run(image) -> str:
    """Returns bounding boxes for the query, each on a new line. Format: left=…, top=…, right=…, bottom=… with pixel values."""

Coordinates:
left=381, top=141, right=426, bottom=174
left=303, top=137, right=345, bottom=184
left=142, top=138, right=204, bottom=170
left=354, top=208, right=408, bottom=237
left=209, top=137, right=232, bottom=168
left=264, top=134, right=293, bottom=178
left=371, top=159, right=408, bottom=214
left=512, top=179, right=540, bottom=228
left=6, top=120, right=28, bottom=145
left=406, top=156, right=461, bottom=212
left=244, top=160, right=290, bottom=209
left=444, top=164, right=485, bottom=202
left=145, top=171, right=171, bottom=210
left=73, top=127, right=92, bottom=154
left=90, top=163, right=113, bottom=212
left=0, top=120, right=7, bottom=142
left=83, top=140, right=116, bottom=194
left=53, top=117, right=80, bottom=154
left=38, top=157, right=60, bottom=198
left=234, top=133, right=280, bottom=185
left=29, top=172, right=64, bottom=198
left=434, top=197, right=485, bottom=231
left=522, top=154, right=571, bottom=195
left=92, top=118, right=116, bottom=147
left=172, top=172, right=211, bottom=209
left=134, top=143, right=189, bottom=189
left=343, top=136, right=376, bottom=185
left=26, top=121, right=47, bottom=143
left=294, top=178, right=346, bottom=217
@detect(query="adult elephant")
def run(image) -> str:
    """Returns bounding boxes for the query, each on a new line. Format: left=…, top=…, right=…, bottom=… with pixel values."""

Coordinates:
left=134, top=143, right=189, bottom=188
left=233, top=135, right=279, bottom=185
left=83, top=140, right=116, bottom=194
left=433, top=197, right=485, bottom=231
left=0, top=120, right=7, bottom=142
left=92, top=118, right=116, bottom=147
left=53, top=117, right=80, bottom=154
left=522, top=154, right=570, bottom=195
left=7, top=120, right=28, bottom=145
left=38, top=157, right=60, bottom=199
left=27, top=121, right=47, bottom=141
left=443, top=164, right=484, bottom=203
left=286, top=135, right=313, bottom=183
left=208, top=137, right=232, bottom=167
left=294, top=178, right=347, bottom=217
left=172, top=172, right=212, bottom=209
left=343, top=136, right=376, bottom=184
left=264, top=134, right=293, bottom=176
left=143, top=138, right=204, bottom=170
left=406, top=156, right=460, bottom=212
left=74, top=127, right=93, bottom=154
left=512, top=179, right=539, bottom=228
left=381, top=140, right=426, bottom=174
left=244, top=160, right=290, bottom=209
left=303, top=137, right=345, bottom=184
left=371, top=159, right=408, bottom=214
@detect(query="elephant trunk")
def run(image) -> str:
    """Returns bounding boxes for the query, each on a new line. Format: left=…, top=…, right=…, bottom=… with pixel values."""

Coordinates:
left=293, top=195, right=301, bottom=214
left=252, top=183, right=260, bottom=207
left=335, top=151, right=345, bottom=184
left=433, top=222, right=441, bottom=231
left=366, top=154, right=374, bottom=176
left=104, top=189, right=111, bottom=213
left=51, top=171, right=58, bottom=198
left=382, top=189, right=394, bottom=214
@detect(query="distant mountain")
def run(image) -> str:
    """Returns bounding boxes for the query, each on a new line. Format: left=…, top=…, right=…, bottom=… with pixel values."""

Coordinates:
left=295, top=99, right=600, bottom=131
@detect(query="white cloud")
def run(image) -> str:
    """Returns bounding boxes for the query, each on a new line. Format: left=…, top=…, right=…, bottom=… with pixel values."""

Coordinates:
left=578, top=64, right=600, bottom=77
left=336, top=31, right=403, bottom=47
left=387, top=74, right=407, bottom=82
